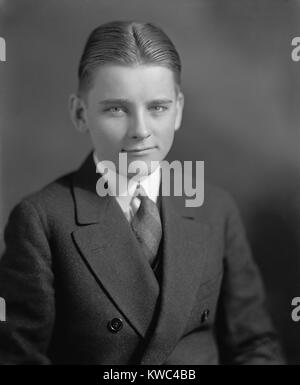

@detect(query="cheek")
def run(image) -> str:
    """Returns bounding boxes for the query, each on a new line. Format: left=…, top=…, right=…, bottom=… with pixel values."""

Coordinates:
left=89, top=116, right=127, bottom=144
left=154, top=116, right=177, bottom=146
left=162, top=130, right=176, bottom=156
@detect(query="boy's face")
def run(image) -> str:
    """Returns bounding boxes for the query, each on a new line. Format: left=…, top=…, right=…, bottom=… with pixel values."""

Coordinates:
left=71, top=64, right=184, bottom=177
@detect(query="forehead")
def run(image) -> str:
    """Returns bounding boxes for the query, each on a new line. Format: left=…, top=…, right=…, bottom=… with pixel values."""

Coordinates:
left=87, top=64, right=177, bottom=101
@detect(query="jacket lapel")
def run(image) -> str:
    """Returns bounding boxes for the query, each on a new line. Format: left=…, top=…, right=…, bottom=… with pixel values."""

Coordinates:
left=139, top=194, right=212, bottom=365
left=71, top=152, right=160, bottom=339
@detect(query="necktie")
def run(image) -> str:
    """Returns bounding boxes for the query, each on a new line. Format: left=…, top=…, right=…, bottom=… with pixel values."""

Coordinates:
left=130, top=184, right=162, bottom=266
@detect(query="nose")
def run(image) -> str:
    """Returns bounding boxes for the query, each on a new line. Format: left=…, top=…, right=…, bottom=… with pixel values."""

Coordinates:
left=129, top=111, right=151, bottom=140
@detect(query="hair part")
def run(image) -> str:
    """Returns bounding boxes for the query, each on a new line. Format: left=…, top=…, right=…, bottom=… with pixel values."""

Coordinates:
left=78, top=20, right=182, bottom=95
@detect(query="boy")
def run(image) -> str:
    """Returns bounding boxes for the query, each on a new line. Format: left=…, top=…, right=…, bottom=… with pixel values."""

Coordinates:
left=0, top=21, right=284, bottom=364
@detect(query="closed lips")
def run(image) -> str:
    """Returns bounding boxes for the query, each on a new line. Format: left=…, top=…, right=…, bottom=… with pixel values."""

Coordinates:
left=123, top=147, right=156, bottom=152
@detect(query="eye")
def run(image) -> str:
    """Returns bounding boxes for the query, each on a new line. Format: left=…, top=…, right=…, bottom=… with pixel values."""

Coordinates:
left=150, top=105, right=168, bottom=113
left=105, top=106, right=127, bottom=115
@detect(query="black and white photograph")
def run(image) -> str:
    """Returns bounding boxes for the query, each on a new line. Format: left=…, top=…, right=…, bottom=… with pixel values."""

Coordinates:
left=0, top=0, right=299, bottom=369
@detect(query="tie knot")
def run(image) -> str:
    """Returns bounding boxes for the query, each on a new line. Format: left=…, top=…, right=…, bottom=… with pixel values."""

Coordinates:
left=134, top=184, right=148, bottom=200
left=130, top=183, right=157, bottom=220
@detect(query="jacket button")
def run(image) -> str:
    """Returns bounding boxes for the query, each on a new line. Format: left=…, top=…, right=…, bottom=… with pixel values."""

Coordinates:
left=201, top=309, right=210, bottom=323
left=107, top=318, right=123, bottom=333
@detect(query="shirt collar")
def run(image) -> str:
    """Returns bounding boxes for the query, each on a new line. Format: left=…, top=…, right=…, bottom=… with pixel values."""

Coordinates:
left=93, top=151, right=161, bottom=211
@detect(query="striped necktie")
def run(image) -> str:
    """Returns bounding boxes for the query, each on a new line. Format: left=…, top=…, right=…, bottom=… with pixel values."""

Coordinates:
left=130, top=184, right=162, bottom=266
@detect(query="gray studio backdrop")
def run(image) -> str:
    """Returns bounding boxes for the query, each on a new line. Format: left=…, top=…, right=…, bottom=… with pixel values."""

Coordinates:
left=1, top=0, right=300, bottom=363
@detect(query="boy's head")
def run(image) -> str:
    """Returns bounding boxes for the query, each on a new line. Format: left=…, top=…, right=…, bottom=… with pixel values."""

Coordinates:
left=70, top=21, right=184, bottom=177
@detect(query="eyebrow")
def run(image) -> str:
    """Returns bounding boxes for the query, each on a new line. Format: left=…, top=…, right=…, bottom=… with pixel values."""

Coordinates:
left=99, top=98, right=173, bottom=105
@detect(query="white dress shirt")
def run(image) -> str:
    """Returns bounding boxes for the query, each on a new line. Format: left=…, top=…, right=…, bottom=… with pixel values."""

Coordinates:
left=93, top=151, right=161, bottom=222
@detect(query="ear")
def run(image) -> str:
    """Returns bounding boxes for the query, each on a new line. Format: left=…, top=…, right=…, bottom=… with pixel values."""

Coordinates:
left=174, top=91, right=184, bottom=132
left=69, top=93, right=89, bottom=133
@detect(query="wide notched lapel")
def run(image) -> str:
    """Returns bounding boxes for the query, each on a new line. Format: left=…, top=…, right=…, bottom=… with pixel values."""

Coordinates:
left=71, top=152, right=160, bottom=339
left=139, top=195, right=212, bottom=365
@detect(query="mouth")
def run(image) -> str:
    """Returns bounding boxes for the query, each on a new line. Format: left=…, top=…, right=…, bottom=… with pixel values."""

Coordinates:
left=122, top=146, right=157, bottom=154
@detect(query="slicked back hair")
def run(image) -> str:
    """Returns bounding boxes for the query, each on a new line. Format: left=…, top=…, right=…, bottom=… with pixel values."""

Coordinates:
left=78, top=20, right=181, bottom=95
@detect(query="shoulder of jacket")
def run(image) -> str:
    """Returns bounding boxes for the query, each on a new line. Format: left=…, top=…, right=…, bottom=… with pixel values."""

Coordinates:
left=13, top=171, right=75, bottom=222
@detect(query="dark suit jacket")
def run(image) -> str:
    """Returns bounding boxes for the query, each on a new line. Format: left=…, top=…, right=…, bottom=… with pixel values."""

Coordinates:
left=0, top=152, right=284, bottom=364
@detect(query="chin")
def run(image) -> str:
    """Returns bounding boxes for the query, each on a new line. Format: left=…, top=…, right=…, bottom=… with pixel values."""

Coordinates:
left=127, top=158, right=160, bottom=177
